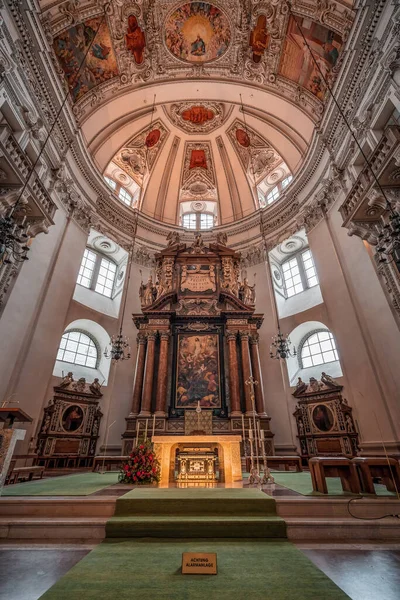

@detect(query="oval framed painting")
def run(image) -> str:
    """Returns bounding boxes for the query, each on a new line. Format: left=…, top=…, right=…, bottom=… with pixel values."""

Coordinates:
left=165, top=2, right=231, bottom=64
left=62, top=405, right=84, bottom=433
left=312, top=404, right=334, bottom=433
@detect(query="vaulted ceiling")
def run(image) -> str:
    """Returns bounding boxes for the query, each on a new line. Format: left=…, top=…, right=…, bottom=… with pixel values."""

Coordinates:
left=43, top=0, right=355, bottom=225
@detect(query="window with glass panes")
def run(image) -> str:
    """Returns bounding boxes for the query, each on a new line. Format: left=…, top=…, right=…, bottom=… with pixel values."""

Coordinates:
left=267, top=186, right=280, bottom=204
left=77, top=249, right=97, bottom=288
left=104, top=176, right=117, bottom=190
left=281, top=248, right=319, bottom=298
left=282, top=257, right=303, bottom=297
left=95, top=258, right=117, bottom=298
left=182, top=212, right=214, bottom=230
left=56, top=331, right=98, bottom=368
left=76, top=249, right=118, bottom=298
left=301, top=330, right=338, bottom=368
left=281, top=175, right=293, bottom=189
left=118, top=187, right=132, bottom=206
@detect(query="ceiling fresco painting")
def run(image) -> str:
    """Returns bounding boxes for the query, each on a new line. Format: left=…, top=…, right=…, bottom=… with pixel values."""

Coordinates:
left=164, top=2, right=231, bottom=63
left=125, top=15, right=146, bottom=65
left=164, top=102, right=231, bottom=134
left=53, top=17, right=119, bottom=102
left=249, top=15, right=269, bottom=64
left=279, top=16, right=343, bottom=100
left=181, top=142, right=217, bottom=202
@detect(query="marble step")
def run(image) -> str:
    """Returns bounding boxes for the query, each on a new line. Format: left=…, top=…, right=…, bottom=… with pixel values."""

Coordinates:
left=0, top=517, right=107, bottom=540
left=0, top=498, right=116, bottom=518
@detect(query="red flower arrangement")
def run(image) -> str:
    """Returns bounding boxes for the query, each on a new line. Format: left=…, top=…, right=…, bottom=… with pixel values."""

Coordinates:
left=119, top=441, right=160, bottom=485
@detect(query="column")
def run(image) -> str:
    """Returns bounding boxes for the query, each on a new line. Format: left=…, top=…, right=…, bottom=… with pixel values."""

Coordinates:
left=249, top=334, right=267, bottom=416
left=227, top=332, right=241, bottom=415
left=240, top=332, right=254, bottom=415
left=139, top=332, right=157, bottom=416
left=155, top=331, right=170, bottom=415
left=130, top=334, right=147, bottom=416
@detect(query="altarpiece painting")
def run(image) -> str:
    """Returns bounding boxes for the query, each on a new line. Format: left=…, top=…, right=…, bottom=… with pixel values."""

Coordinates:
left=176, top=334, right=220, bottom=409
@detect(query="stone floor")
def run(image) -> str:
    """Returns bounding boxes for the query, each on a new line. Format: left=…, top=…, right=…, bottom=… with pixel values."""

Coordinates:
left=0, top=544, right=399, bottom=600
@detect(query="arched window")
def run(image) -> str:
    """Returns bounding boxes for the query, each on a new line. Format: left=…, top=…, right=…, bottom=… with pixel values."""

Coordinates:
left=182, top=212, right=214, bottom=230
left=300, top=329, right=339, bottom=369
left=282, top=248, right=318, bottom=298
left=77, top=248, right=117, bottom=298
left=56, top=330, right=99, bottom=368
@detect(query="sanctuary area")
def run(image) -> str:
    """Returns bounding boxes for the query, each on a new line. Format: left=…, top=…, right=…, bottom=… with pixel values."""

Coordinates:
left=0, top=1, right=400, bottom=599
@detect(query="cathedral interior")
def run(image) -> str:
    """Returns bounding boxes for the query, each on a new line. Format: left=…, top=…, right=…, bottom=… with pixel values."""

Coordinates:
left=0, top=0, right=400, bottom=599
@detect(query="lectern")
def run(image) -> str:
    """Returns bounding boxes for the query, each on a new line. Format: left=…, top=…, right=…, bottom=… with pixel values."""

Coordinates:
left=0, top=407, right=33, bottom=491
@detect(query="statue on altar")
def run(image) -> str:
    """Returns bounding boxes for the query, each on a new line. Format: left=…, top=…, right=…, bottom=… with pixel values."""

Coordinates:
left=139, top=275, right=156, bottom=306
left=239, top=277, right=256, bottom=305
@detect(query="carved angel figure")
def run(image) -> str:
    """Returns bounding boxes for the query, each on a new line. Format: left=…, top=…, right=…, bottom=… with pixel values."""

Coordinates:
left=190, top=233, right=205, bottom=254
left=295, top=377, right=307, bottom=395
left=73, top=377, right=86, bottom=393
left=308, top=377, right=320, bottom=393
left=216, top=232, right=228, bottom=246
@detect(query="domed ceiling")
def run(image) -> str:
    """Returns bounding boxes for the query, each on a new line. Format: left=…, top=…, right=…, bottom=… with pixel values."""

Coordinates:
left=44, top=0, right=354, bottom=226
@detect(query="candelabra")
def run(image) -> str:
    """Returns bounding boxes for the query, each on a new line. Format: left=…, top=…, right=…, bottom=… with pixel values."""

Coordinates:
left=270, top=327, right=296, bottom=360
left=0, top=211, right=30, bottom=265
left=104, top=329, right=131, bottom=362
left=376, top=208, right=400, bottom=272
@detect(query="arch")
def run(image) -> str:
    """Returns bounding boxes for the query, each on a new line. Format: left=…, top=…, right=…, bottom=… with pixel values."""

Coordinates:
left=53, top=319, right=112, bottom=385
left=286, top=321, right=343, bottom=386
left=57, top=329, right=100, bottom=369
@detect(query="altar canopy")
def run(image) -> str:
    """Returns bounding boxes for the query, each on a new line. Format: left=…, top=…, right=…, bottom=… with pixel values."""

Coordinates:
left=122, top=234, right=274, bottom=455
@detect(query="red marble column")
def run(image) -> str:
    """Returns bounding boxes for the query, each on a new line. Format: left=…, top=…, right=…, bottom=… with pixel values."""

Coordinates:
left=139, top=332, right=157, bottom=416
left=155, top=332, right=170, bottom=415
left=249, top=334, right=267, bottom=416
left=227, top=332, right=241, bottom=415
left=240, top=331, right=254, bottom=415
left=130, top=334, right=147, bottom=416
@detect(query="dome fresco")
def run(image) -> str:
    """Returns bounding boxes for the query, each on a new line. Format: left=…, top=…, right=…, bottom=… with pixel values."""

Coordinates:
left=164, top=3, right=231, bottom=63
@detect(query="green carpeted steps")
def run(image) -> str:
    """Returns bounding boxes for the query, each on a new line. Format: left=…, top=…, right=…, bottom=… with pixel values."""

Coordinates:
left=106, top=487, right=287, bottom=539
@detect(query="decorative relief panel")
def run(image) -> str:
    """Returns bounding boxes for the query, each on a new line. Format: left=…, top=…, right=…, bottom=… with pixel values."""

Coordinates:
left=227, top=119, right=283, bottom=181
left=163, top=101, right=232, bottom=134
left=113, top=119, right=169, bottom=185
left=180, top=141, right=217, bottom=201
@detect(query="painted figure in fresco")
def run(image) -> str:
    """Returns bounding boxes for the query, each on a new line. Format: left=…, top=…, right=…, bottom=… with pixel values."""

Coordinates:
left=191, top=34, right=206, bottom=56
left=189, top=149, right=207, bottom=169
left=145, top=129, right=160, bottom=148
left=125, top=15, right=146, bottom=65
left=250, top=15, right=269, bottom=63
left=182, top=106, right=214, bottom=124
left=236, top=128, right=250, bottom=148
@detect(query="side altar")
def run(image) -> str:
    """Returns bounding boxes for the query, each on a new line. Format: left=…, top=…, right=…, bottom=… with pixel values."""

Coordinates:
left=122, top=233, right=274, bottom=455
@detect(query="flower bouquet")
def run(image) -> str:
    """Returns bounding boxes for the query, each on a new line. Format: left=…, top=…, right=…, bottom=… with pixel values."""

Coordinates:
left=119, top=441, right=160, bottom=485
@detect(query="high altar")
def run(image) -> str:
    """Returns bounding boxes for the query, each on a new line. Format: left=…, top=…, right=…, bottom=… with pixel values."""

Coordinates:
left=122, top=233, right=274, bottom=483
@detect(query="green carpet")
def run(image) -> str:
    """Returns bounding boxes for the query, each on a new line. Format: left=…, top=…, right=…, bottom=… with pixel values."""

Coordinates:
left=271, top=471, right=396, bottom=496
left=1, top=472, right=119, bottom=496
left=39, top=538, right=350, bottom=600
left=106, top=487, right=287, bottom=538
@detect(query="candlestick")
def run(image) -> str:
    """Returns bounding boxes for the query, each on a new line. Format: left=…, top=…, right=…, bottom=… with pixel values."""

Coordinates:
left=241, top=414, right=245, bottom=441
left=152, top=413, right=156, bottom=438
left=135, top=420, right=139, bottom=447
left=144, top=418, right=148, bottom=441
left=249, top=428, right=253, bottom=439
left=260, top=429, right=265, bottom=439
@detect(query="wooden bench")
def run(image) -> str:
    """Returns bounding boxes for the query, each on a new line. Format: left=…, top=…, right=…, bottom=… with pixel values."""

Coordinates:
left=7, top=465, right=45, bottom=485
left=309, top=457, right=360, bottom=494
left=92, top=456, right=127, bottom=472
left=353, top=457, right=400, bottom=494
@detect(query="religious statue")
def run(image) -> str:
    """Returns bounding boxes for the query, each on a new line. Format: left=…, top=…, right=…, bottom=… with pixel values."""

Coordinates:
left=308, top=377, right=320, bottom=393
left=209, top=265, right=216, bottom=288
left=298, top=418, right=305, bottom=436
left=216, top=232, right=228, bottom=246
left=73, top=377, right=87, bottom=393
left=41, top=413, right=51, bottom=434
left=249, top=15, right=269, bottom=63
left=139, top=275, right=156, bottom=306
left=345, top=414, right=354, bottom=433
left=59, top=372, right=74, bottom=388
left=190, top=233, right=206, bottom=254
left=125, top=15, right=146, bottom=65
left=239, top=278, right=256, bottom=305
left=89, top=378, right=102, bottom=396
left=321, top=372, right=340, bottom=388
left=295, top=377, right=307, bottom=395
left=166, top=231, right=180, bottom=247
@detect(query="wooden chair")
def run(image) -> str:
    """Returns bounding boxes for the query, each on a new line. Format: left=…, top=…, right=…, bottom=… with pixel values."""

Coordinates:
left=309, top=457, right=361, bottom=494
left=353, top=457, right=400, bottom=494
